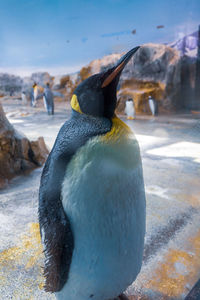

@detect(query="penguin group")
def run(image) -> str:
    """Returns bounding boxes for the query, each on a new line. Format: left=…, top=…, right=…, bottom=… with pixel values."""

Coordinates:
left=39, top=46, right=146, bottom=300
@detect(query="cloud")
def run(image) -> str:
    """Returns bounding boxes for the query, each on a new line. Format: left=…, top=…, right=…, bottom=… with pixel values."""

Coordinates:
left=0, top=64, right=84, bottom=77
left=101, top=30, right=131, bottom=38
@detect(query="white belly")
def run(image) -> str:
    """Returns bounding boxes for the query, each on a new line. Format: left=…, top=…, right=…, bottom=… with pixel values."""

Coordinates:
left=57, top=135, right=146, bottom=300
left=125, top=101, right=135, bottom=117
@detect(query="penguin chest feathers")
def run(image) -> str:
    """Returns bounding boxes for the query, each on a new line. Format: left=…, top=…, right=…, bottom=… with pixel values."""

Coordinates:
left=59, top=118, right=146, bottom=300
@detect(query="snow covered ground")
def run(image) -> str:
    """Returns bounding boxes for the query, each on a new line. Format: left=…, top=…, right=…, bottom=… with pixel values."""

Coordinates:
left=0, top=100, right=200, bottom=299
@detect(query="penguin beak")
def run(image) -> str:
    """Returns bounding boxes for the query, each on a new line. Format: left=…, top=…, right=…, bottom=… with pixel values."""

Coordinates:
left=101, top=46, right=140, bottom=88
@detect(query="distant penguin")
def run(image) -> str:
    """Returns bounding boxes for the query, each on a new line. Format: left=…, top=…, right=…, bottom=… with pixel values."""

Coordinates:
left=148, top=95, right=158, bottom=116
left=43, top=83, right=54, bottom=115
left=31, top=83, right=38, bottom=107
left=39, top=46, right=146, bottom=300
left=21, top=91, right=27, bottom=104
left=125, top=98, right=135, bottom=119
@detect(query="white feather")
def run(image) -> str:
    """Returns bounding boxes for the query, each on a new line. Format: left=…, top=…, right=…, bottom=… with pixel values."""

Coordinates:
left=125, top=101, right=135, bottom=118
left=148, top=99, right=156, bottom=116
left=56, top=134, right=146, bottom=300
left=43, top=96, right=47, bottom=110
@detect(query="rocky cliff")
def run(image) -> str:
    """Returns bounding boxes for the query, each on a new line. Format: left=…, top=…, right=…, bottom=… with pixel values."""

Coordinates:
left=1, top=28, right=199, bottom=112
left=169, top=27, right=200, bottom=110
left=0, top=103, right=49, bottom=188
left=77, top=44, right=182, bottom=113
left=120, top=44, right=181, bottom=112
left=169, top=31, right=198, bottom=57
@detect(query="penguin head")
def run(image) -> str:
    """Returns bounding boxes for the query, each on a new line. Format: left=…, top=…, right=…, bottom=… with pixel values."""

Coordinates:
left=71, top=46, right=140, bottom=119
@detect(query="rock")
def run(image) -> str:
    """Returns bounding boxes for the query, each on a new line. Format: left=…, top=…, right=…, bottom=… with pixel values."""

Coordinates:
left=53, top=74, right=79, bottom=100
left=30, top=137, right=49, bottom=166
left=30, top=72, right=54, bottom=87
left=52, top=75, right=63, bottom=90
left=169, top=31, right=198, bottom=57
left=179, top=55, right=200, bottom=110
left=0, top=103, right=49, bottom=188
left=69, top=32, right=199, bottom=112
left=116, top=79, right=163, bottom=115
left=124, top=44, right=180, bottom=83
left=89, top=53, right=121, bottom=74
left=120, top=44, right=181, bottom=112
left=78, top=44, right=181, bottom=112
left=0, top=73, right=23, bottom=96
left=168, top=26, right=200, bottom=110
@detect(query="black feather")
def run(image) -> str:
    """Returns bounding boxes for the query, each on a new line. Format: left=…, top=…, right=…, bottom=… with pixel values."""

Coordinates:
left=38, top=111, right=111, bottom=292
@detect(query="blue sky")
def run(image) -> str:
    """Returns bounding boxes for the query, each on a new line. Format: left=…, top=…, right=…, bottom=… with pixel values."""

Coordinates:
left=0, top=0, right=199, bottom=76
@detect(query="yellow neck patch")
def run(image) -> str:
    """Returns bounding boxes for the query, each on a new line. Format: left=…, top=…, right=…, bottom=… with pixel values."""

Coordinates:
left=71, top=94, right=82, bottom=114
left=103, top=116, right=132, bottom=142
left=71, top=94, right=131, bottom=141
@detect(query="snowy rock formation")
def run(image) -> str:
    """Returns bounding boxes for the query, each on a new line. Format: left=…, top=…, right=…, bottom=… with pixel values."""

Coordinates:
left=169, top=31, right=198, bottom=57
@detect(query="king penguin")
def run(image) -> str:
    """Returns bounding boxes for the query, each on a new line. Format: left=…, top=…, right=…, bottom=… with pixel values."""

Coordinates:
left=39, top=46, right=146, bottom=300
left=43, top=82, right=54, bottom=115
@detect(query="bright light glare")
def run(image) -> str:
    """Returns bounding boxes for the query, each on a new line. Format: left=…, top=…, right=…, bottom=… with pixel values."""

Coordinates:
left=147, top=141, right=200, bottom=163
left=8, top=119, right=24, bottom=124
left=135, top=134, right=167, bottom=148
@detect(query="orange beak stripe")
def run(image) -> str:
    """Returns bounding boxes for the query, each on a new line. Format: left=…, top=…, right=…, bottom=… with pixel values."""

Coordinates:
left=101, top=61, right=125, bottom=88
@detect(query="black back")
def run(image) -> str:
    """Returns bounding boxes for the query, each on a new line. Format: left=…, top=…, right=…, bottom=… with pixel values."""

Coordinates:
left=38, top=110, right=111, bottom=292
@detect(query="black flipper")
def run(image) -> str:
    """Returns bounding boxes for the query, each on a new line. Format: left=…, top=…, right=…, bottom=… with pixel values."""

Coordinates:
left=38, top=111, right=111, bottom=292
left=39, top=154, right=74, bottom=292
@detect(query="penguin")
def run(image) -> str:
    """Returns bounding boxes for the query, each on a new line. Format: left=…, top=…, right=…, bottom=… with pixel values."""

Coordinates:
left=21, top=90, right=27, bottom=104
left=148, top=95, right=158, bottom=116
left=39, top=46, right=146, bottom=300
left=43, top=82, right=54, bottom=115
left=125, top=98, right=135, bottom=119
left=31, top=83, right=38, bottom=107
